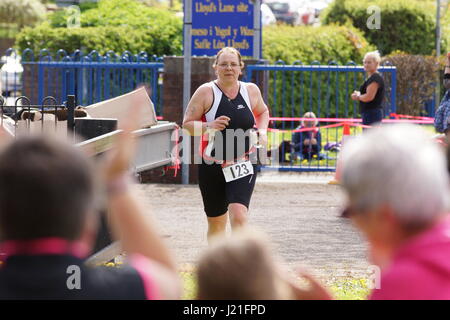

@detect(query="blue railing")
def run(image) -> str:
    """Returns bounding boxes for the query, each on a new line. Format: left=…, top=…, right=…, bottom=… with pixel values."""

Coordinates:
left=1, top=49, right=164, bottom=116
left=244, top=62, right=397, bottom=120
left=244, top=61, right=397, bottom=172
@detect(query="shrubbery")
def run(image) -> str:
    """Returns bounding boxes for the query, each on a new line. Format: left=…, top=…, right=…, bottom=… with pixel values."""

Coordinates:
left=15, top=0, right=182, bottom=57
left=263, top=24, right=374, bottom=64
left=322, top=0, right=444, bottom=55
left=262, top=24, right=375, bottom=120
left=16, top=23, right=180, bottom=57
left=382, top=53, right=442, bottom=116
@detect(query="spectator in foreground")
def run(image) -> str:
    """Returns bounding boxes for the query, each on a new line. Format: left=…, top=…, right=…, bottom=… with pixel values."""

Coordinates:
left=196, top=227, right=332, bottom=300
left=0, top=103, right=181, bottom=299
left=433, top=52, right=450, bottom=146
left=297, top=124, right=450, bottom=299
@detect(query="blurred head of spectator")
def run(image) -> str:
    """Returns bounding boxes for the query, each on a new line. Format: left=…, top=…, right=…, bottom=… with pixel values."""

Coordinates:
left=196, top=228, right=293, bottom=300
left=0, top=136, right=98, bottom=246
left=340, top=124, right=450, bottom=299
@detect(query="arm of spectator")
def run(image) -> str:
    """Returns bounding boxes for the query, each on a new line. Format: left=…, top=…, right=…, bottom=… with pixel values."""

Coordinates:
left=291, top=132, right=302, bottom=151
left=444, top=78, right=450, bottom=90
left=0, top=125, right=14, bottom=153
left=0, top=124, right=14, bottom=141
left=358, top=82, right=379, bottom=103
left=317, top=131, right=322, bottom=151
left=102, top=90, right=181, bottom=299
left=445, top=53, right=450, bottom=90
left=301, top=132, right=310, bottom=146
left=287, top=268, right=334, bottom=300
left=310, top=131, right=317, bottom=145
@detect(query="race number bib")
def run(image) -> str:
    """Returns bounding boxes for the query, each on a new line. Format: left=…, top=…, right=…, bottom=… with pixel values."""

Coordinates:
left=222, top=160, right=254, bottom=183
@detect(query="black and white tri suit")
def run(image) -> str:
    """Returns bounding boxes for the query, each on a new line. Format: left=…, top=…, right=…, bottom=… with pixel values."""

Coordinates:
left=198, top=81, right=257, bottom=218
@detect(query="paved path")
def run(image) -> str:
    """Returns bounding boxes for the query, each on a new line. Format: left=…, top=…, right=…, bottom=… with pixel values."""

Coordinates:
left=134, top=172, right=371, bottom=278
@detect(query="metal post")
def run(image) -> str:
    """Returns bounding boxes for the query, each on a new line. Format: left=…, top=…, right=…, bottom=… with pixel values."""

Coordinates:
left=182, top=0, right=192, bottom=185
left=67, top=94, right=75, bottom=137
left=253, top=0, right=261, bottom=60
left=391, top=67, right=397, bottom=115
left=437, top=0, right=441, bottom=107
left=437, top=0, right=441, bottom=58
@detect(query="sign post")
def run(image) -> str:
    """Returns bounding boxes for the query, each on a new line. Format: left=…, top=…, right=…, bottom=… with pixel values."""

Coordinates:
left=182, top=0, right=192, bottom=185
left=191, top=0, right=258, bottom=57
left=252, top=0, right=261, bottom=60
left=182, top=0, right=262, bottom=184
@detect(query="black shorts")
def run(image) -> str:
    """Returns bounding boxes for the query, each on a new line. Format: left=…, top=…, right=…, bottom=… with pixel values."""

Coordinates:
left=198, top=162, right=257, bottom=218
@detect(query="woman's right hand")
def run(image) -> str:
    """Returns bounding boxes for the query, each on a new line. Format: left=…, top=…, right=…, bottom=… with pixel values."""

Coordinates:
left=351, top=90, right=360, bottom=101
left=208, top=115, right=230, bottom=131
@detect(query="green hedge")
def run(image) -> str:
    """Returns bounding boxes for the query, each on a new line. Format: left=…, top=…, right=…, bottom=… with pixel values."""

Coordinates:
left=263, top=24, right=374, bottom=64
left=49, top=0, right=178, bottom=29
left=381, top=53, right=440, bottom=116
left=15, top=0, right=182, bottom=57
left=262, top=24, right=375, bottom=121
left=322, top=0, right=443, bottom=55
left=16, top=22, right=182, bottom=57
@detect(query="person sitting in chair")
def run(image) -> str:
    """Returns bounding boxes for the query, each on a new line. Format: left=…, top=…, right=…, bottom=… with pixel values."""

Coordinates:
left=292, top=112, right=322, bottom=161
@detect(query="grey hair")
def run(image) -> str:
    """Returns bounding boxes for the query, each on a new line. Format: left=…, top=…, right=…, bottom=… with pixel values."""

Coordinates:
left=340, top=124, right=449, bottom=227
left=364, top=50, right=381, bottom=64
left=197, top=228, right=282, bottom=300
left=301, top=111, right=318, bottom=127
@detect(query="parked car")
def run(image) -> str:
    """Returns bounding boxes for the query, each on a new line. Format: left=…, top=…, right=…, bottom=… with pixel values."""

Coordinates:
left=265, top=0, right=315, bottom=26
left=261, top=3, right=277, bottom=26
left=297, top=1, right=317, bottom=25
left=307, top=0, right=333, bottom=18
left=0, top=55, right=23, bottom=97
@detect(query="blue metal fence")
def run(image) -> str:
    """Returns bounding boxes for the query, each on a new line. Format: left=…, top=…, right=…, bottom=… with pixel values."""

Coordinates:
left=244, top=62, right=397, bottom=172
left=2, top=49, right=403, bottom=172
left=1, top=49, right=164, bottom=116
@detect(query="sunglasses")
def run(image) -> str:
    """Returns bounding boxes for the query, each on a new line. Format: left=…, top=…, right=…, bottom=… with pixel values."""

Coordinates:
left=341, top=206, right=355, bottom=219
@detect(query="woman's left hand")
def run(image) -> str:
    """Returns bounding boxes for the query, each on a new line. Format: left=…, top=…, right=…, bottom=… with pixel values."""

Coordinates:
left=258, top=132, right=268, bottom=148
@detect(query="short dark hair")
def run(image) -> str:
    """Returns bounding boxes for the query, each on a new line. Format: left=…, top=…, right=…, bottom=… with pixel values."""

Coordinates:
left=0, top=136, right=95, bottom=241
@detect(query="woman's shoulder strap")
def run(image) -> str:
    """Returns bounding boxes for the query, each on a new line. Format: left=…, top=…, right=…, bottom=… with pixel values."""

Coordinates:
left=239, top=81, right=252, bottom=109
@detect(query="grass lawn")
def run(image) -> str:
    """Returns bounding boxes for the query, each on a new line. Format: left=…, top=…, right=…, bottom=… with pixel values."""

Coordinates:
left=266, top=125, right=361, bottom=169
left=267, top=124, right=436, bottom=169
left=180, top=271, right=370, bottom=300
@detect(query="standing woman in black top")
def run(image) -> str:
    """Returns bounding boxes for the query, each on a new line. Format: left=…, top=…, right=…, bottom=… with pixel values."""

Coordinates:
left=351, top=51, right=385, bottom=126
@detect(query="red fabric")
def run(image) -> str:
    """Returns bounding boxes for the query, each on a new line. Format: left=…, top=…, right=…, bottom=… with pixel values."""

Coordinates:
left=269, top=116, right=433, bottom=124
left=370, top=216, right=450, bottom=300
left=0, top=237, right=89, bottom=261
left=129, top=254, right=160, bottom=300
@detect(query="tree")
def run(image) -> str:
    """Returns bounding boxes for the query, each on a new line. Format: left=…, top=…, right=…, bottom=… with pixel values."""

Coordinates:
left=0, top=0, right=46, bottom=29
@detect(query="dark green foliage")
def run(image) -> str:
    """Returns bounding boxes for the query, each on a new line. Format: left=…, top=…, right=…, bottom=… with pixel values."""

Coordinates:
left=15, top=0, right=182, bottom=56
left=261, top=24, right=376, bottom=120
left=322, top=0, right=444, bottom=55
left=382, top=53, right=441, bottom=116
left=263, top=24, right=374, bottom=64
